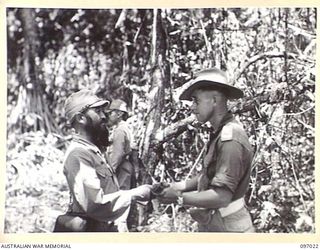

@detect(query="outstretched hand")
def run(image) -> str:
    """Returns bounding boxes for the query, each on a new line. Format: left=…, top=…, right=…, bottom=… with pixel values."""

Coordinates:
left=158, top=186, right=181, bottom=204
left=151, top=182, right=181, bottom=204
left=129, top=184, right=153, bottom=202
left=150, top=182, right=170, bottom=197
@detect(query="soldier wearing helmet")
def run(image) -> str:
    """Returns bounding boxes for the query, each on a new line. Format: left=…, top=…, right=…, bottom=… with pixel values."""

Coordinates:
left=106, top=99, right=135, bottom=190
left=105, top=99, right=137, bottom=232
left=157, top=68, right=255, bottom=232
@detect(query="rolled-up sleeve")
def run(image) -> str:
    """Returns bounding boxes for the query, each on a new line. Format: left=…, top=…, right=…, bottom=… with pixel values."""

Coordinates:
left=209, top=141, right=245, bottom=193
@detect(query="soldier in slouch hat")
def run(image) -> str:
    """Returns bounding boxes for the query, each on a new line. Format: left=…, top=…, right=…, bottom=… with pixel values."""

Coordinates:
left=156, top=68, right=255, bottom=232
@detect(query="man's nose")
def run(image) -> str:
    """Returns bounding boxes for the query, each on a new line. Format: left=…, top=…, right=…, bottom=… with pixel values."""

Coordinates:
left=100, top=111, right=107, bottom=119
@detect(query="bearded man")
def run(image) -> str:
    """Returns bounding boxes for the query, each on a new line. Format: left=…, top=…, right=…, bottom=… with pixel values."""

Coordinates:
left=60, top=89, right=151, bottom=232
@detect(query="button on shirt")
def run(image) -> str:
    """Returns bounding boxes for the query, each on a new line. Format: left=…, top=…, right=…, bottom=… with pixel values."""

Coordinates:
left=63, top=136, right=132, bottom=223
left=198, top=112, right=253, bottom=201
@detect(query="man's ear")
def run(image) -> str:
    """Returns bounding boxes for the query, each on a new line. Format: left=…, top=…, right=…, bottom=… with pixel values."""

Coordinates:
left=212, top=96, right=217, bottom=105
left=209, top=91, right=218, bottom=105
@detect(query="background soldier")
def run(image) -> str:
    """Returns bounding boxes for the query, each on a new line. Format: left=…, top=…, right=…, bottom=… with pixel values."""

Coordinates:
left=106, top=99, right=136, bottom=190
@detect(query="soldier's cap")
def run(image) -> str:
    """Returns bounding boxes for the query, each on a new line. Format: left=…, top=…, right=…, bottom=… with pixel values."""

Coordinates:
left=107, top=99, right=128, bottom=114
left=64, top=89, right=109, bottom=122
left=179, top=68, right=244, bottom=101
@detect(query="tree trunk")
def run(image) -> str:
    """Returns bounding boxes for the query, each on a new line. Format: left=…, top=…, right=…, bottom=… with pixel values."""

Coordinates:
left=140, top=9, right=170, bottom=177
left=137, top=9, right=170, bottom=225
left=9, top=9, right=57, bottom=134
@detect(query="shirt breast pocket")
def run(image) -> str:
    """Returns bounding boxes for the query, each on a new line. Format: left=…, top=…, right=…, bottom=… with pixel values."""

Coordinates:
left=95, top=166, right=118, bottom=194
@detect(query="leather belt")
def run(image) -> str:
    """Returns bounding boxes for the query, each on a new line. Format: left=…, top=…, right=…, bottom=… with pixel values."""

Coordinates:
left=218, top=198, right=245, bottom=217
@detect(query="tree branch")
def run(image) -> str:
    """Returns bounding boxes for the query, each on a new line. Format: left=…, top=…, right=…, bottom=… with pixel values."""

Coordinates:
left=152, top=84, right=314, bottom=147
left=153, top=115, right=196, bottom=147
left=233, top=52, right=295, bottom=83
left=288, top=24, right=316, bottom=39
left=115, top=9, right=127, bottom=29
left=151, top=9, right=157, bottom=65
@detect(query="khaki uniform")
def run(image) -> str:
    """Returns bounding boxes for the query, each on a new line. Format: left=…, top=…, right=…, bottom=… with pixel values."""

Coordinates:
left=196, top=112, right=255, bottom=232
left=63, top=136, right=132, bottom=232
left=108, top=121, right=135, bottom=190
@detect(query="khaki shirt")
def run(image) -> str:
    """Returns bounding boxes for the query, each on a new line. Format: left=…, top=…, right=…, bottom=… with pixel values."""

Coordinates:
left=107, top=121, right=135, bottom=190
left=63, top=136, right=132, bottom=223
left=198, top=112, right=253, bottom=201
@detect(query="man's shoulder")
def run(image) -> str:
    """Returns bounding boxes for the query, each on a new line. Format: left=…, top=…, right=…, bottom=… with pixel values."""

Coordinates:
left=114, top=121, right=131, bottom=138
left=116, top=121, right=130, bottom=132
left=64, top=142, right=95, bottom=166
left=220, top=120, right=247, bottom=142
left=67, top=143, right=94, bottom=156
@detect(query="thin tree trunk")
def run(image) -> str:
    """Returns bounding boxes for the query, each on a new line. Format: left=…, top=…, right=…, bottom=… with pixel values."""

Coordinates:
left=140, top=9, right=170, bottom=177
left=137, top=9, right=170, bottom=226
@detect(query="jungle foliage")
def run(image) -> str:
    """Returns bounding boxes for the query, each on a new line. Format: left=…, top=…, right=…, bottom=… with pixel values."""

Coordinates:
left=5, top=8, right=315, bottom=233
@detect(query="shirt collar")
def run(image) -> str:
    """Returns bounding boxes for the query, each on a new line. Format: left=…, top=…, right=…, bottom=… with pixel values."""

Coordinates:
left=72, top=135, right=101, bottom=154
left=213, top=111, right=234, bottom=136
left=71, top=135, right=114, bottom=174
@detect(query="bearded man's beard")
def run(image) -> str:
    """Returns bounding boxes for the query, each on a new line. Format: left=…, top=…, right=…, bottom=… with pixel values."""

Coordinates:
left=85, top=117, right=110, bottom=149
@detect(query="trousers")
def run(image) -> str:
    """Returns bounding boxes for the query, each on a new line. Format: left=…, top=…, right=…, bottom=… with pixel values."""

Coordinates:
left=197, top=206, right=255, bottom=232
